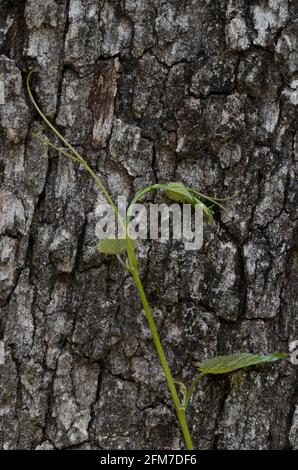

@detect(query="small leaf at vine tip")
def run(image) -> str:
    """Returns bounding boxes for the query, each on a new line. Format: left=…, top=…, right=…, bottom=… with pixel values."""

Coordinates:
left=96, top=238, right=138, bottom=255
left=160, top=182, right=197, bottom=204
left=196, top=353, right=289, bottom=375
left=160, top=182, right=214, bottom=220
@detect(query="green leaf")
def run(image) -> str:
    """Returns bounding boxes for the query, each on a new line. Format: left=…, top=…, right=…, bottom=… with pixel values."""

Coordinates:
left=96, top=238, right=138, bottom=255
left=160, top=182, right=197, bottom=204
left=197, top=353, right=288, bottom=375
left=160, top=182, right=214, bottom=221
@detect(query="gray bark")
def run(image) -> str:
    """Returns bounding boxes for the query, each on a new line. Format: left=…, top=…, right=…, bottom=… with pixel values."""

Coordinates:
left=0, top=0, right=297, bottom=450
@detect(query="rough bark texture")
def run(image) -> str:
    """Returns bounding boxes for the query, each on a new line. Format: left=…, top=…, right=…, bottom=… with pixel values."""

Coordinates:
left=0, top=0, right=297, bottom=450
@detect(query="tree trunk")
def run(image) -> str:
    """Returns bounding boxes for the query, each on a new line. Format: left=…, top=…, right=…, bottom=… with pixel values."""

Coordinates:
left=0, top=0, right=297, bottom=450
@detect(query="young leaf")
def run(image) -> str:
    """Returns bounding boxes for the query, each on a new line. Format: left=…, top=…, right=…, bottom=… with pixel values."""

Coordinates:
left=160, top=182, right=197, bottom=204
left=96, top=238, right=138, bottom=255
left=160, top=182, right=214, bottom=221
left=197, top=353, right=288, bottom=375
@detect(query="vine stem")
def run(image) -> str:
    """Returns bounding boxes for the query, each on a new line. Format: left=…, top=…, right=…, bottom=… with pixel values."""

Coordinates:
left=126, top=243, right=194, bottom=450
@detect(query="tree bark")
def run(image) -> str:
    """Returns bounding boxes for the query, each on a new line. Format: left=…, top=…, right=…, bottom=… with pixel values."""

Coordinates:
left=0, top=0, right=297, bottom=450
